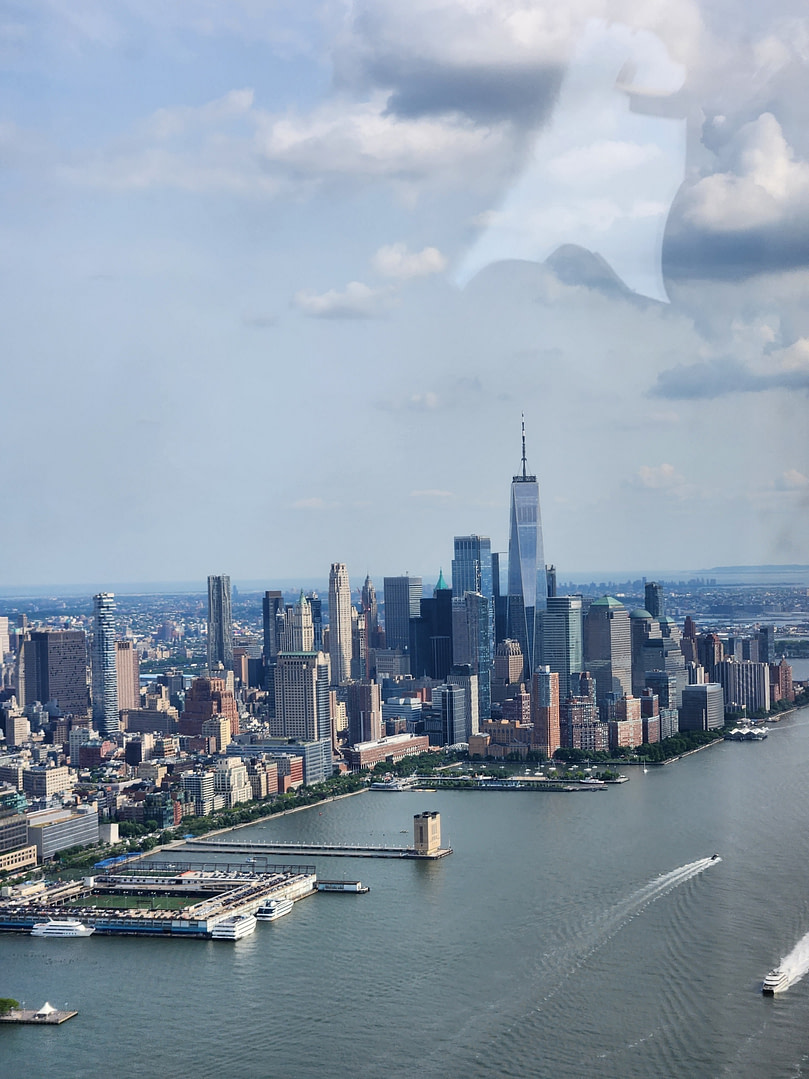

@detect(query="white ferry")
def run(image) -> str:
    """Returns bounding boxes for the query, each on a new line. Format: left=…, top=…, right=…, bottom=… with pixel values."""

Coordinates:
left=31, top=918, right=94, bottom=938
left=256, top=898, right=294, bottom=921
left=211, top=913, right=257, bottom=940
left=762, top=968, right=789, bottom=994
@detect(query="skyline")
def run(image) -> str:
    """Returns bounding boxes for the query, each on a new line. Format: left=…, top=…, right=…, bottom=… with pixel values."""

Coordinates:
left=2, top=2, right=808, bottom=586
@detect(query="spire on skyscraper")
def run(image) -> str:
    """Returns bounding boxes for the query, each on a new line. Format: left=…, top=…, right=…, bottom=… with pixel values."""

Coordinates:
left=507, top=418, right=547, bottom=675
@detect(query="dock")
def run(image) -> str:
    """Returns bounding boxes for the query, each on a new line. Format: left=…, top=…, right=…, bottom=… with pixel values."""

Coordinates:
left=0, top=1005, right=77, bottom=1025
left=177, top=839, right=452, bottom=860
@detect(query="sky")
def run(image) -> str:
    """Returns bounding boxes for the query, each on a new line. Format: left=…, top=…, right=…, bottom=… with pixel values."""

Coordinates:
left=2, top=0, right=809, bottom=588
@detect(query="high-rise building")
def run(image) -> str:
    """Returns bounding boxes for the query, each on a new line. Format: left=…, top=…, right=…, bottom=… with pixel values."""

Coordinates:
left=115, top=641, right=140, bottom=712
left=282, top=592, right=315, bottom=651
left=92, top=593, right=119, bottom=735
left=440, top=683, right=467, bottom=746
left=680, top=683, right=724, bottom=731
left=17, top=630, right=89, bottom=717
left=583, top=596, right=632, bottom=710
left=262, top=591, right=284, bottom=661
left=328, top=563, right=352, bottom=685
left=644, top=582, right=664, bottom=619
left=507, top=419, right=547, bottom=675
left=307, top=592, right=324, bottom=650
left=207, top=575, right=233, bottom=673
left=538, top=595, right=583, bottom=698
left=452, top=535, right=493, bottom=598
left=715, top=659, right=770, bottom=715
left=448, top=664, right=480, bottom=741
left=345, top=681, right=382, bottom=745
left=531, top=666, right=560, bottom=758
left=409, top=571, right=453, bottom=680
left=180, top=676, right=240, bottom=738
left=273, top=651, right=333, bottom=748
left=452, top=591, right=493, bottom=720
left=383, top=576, right=422, bottom=653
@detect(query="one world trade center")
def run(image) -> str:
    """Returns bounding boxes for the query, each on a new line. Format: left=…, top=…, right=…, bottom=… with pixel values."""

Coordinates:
left=507, top=419, right=547, bottom=675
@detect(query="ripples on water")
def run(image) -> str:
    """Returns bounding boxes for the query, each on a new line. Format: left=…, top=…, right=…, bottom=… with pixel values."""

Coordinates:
left=4, top=706, right=809, bottom=1079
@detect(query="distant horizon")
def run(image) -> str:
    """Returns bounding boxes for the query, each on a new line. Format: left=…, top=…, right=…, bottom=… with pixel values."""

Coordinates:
left=2, top=563, right=809, bottom=599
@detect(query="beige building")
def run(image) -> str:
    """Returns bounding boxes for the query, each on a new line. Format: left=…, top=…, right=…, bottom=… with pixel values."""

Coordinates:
left=328, top=563, right=352, bottom=684
left=214, top=757, right=252, bottom=807
left=413, top=811, right=441, bottom=855
left=115, top=641, right=140, bottom=711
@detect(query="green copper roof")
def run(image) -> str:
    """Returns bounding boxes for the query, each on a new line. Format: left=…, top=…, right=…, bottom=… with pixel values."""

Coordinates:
left=590, top=595, right=625, bottom=608
left=435, top=568, right=449, bottom=591
left=630, top=608, right=653, bottom=619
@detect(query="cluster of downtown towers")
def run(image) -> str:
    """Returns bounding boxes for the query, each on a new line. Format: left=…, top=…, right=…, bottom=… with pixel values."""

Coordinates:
left=203, top=434, right=698, bottom=761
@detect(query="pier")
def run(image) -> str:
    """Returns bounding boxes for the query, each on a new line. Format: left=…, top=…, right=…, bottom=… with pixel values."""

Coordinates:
left=0, top=1004, right=77, bottom=1025
left=177, top=839, right=452, bottom=859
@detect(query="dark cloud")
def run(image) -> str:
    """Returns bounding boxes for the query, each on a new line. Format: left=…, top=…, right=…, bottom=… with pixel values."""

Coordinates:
left=663, top=210, right=809, bottom=282
left=650, top=357, right=809, bottom=399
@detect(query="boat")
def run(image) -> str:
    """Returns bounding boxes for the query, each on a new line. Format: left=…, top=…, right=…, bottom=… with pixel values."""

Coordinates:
left=31, top=918, right=94, bottom=938
left=211, top=913, right=257, bottom=940
left=256, top=897, right=294, bottom=921
left=762, top=968, right=789, bottom=994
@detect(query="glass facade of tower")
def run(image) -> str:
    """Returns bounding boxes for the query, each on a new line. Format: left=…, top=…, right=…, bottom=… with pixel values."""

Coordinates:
left=92, top=592, right=119, bottom=735
left=507, top=461, right=547, bottom=674
left=451, top=535, right=493, bottom=599
left=207, top=574, right=233, bottom=673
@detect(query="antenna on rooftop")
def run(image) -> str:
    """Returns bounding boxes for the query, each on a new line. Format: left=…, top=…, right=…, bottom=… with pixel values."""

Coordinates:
left=521, top=413, right=527, bottom=479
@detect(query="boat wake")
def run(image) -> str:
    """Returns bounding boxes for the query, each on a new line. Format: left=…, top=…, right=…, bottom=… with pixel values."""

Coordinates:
left=771, top=928, right=809, bottom=991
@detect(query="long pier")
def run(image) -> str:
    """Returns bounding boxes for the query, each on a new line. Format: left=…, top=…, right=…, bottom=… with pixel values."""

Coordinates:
left=178, top=839, right=452, bottom=860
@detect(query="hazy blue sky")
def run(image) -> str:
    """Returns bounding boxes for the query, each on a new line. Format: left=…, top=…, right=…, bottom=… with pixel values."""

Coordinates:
left=2, top=1, right=808, bottom=587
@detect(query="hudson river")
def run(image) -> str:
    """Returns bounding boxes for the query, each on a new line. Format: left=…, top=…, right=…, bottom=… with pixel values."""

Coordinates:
left=5, top=703, right=809, bottom=1078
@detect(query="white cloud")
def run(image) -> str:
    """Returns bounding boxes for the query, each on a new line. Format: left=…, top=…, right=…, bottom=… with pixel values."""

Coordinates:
left=777, top=469, right=809, bottom=490
left=546, top=140, right=662, bottom=183
left=372, top=242, right=447, bottom=279
left=293, top=280, right=396, bottom=319
left=683, top=113, right=809, bottom=232
left=409, top=488, right=453, bottom=499
left=635, top=463, right=685, bottom=490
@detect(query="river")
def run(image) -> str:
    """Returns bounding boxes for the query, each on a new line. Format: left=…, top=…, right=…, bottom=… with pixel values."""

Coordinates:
left=4, top=702, right=809, bottom=1078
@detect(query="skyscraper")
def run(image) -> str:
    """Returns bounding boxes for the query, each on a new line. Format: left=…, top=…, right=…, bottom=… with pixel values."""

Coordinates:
left=207, top=574, right=233, bottom=673
left=451, top=535, right=493, bottom=598
left=18, top=629, right=89, bottom=717
left=328, top=563, right=352, bottom=685
left=282, top=592, right=315, bottom=651
left=644, top=581, right=664, bottom=619
left=531, top=665, right=561, bottom=759
left=452, top=590, right=493, bottom=720
left=273, top=650, right=333, bottom=746
left=383, top=575, right=422, bottom=653
left=92, top=592, right=119, bottom=735
left=115, top=640, right=140, bottom=711
left=507, top=419, right=547, bottom=675
left=538, top=595, right=583, bottom=699
left=583, top=596, right=632, bottom=709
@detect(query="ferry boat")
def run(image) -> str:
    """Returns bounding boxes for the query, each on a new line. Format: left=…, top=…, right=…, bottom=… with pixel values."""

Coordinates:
left=256, top=898, right=294, bottom=921
left=211, top=913, right=257, bottom=940
left=762, top=968, right=789, bottom=994
left=31, top=918, right=94, bottom=938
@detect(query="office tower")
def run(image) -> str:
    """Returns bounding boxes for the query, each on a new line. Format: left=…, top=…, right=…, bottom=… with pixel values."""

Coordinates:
left=115, top=641, right=140, bottom=712
left=644, top=582, right=664, bottom=620
left=696, top=633, right=723, bottom=679
left=440, top=683, right=467, bottom=745
left=327, top=563, right=352, bottom=685
left=715, top=659, right=770, bottom=714
left=282, top=592, right=315, bottom=651
left=409, top=571, right=453, bottom=680
left=92, top=593, right=119, bottom=735
left=448, top=664, right=480, bottom=740
left=494, top=639, right=524, bottom=686
left=531, top=666, right=560, bottom=758
left=507, top=419, right=547, bottom=675
left=262, top=591, right=284, bottom=661
left=452, top=535, right=493, bottom=599
left=0, top=616, right=9, bottom=658
left=361, top=576, right=380, bottom=641
left=180, top=675, right=240, bottom=737
left=452, top=591, right=492, bottom=720
left=758, top=625, right=775, bottom=664
left=345, top=680, right=382, bottom=745
left=207, top=574, right=233, bottom=673
left=383, top=575, right=422, bottom=652
left=17, top=630, right=89, bottom=717
left=583, top=596, right=631, bottom=709
left=538, top=595, right=583, bottom=698
left=680, top=683, right=724, bottom=731
left=546, top=565, right=557, bottom=599
left=273, top=650, right=332, bottom=745
left=307, top=592, right=323, bottom=650
left=491, top=553, right=508, bottom=644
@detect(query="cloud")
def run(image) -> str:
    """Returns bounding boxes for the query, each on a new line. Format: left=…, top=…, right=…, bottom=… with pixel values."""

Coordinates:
left=650, top=356, right=809, bottom=399
left=292, top=497, right=331, bottom=510
left=409, top=488, right=453, bottom=499
left=776, top=469, right=809, bottom=490
left=372, top=242, right=447, bottom=279
left=59, top=88, right=514, bottom=195
left=682, top=113, right=809, bottom=233
left=293, top=280, right=395, bottom=319
left=665, top=114, right=809, bottom=279
left=634, top=463, right=685, bottom=490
